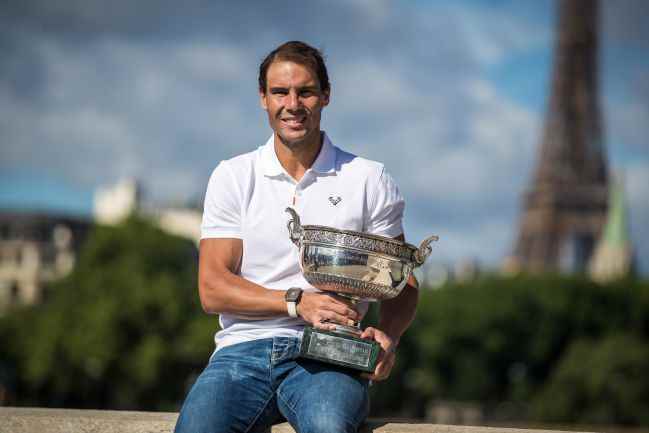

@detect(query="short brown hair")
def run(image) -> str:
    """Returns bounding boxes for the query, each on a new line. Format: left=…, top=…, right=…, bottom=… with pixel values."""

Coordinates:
left=258, top=41, right=330, bottom=94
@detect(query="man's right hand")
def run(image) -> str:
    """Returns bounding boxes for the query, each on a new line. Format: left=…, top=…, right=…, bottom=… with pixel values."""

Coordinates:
left=297, top=292, right=360, bottom=330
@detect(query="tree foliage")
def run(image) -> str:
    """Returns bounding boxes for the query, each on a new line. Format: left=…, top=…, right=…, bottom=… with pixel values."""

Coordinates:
left=368, top=275, right=649, bottom=426
left=2, top=221, right=648, bottom=427
left=0, top=217, right=216, bottom=410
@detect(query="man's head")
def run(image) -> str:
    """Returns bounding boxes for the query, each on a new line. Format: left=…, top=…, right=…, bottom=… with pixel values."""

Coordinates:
left=258, top=41, right=330, bottom=96
left=259, top=41, right=330, bottom=149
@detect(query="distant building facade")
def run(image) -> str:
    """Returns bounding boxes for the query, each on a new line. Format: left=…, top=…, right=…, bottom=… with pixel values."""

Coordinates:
left=0, top=212, right=91, bottom=311
left=589, top=176, right=635, bottom=282
left=1, top=177, right=203, bottom=312
left=155, top=208, right=202, bottom=245
left=93, top=178, right=141, bottom=225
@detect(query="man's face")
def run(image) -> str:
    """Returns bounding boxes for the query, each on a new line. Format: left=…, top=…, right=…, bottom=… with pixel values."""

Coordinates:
left=260, top=60, right=330, bottom=149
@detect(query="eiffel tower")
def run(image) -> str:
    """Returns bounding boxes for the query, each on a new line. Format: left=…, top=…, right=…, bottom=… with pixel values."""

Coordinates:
left=510, top=0, right=609, bottom=273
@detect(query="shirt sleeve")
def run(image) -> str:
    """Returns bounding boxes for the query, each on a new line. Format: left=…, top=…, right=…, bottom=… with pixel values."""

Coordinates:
left=201, top=161, right=243, bottom=239
left=364, top=166, right=405, bottom=238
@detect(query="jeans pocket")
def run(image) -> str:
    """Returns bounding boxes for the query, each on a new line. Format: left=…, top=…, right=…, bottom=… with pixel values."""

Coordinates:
left=271, top=337, right=300, bottom=364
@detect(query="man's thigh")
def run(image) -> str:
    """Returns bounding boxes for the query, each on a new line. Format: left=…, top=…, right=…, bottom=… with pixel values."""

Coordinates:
left=174, top=340, right=281, bottom=433
left=276, top=360, right=369, bottom=433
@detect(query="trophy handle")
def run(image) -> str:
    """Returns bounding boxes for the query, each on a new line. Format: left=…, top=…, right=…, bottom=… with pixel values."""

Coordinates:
left=414, top=235, right=439, bottom=266
left=285, top=207, right=303, bottom=246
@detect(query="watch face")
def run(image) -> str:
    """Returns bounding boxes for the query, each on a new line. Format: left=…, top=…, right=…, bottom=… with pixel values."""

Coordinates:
left=286, top=288, right=302, bottom=302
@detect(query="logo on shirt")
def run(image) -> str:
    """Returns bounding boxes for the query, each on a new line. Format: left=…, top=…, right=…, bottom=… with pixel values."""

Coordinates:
left=328, top=196, right=342, bottom=206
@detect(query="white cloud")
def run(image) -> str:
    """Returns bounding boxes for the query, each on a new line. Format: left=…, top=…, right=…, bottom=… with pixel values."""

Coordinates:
left=0, top=33, right=260, bottom=200
left=323, top=52, right=540, bottom=269
left=333, top=61, right=421, bottom=113
left=452, top=4, right=550, bottom=66
left=343, top=0, right=391, bottom=30
left=1, top=1, right=647, bottom=273
left=175, top=43, right=250, bottom=82
left=384, top=78, right=539, bottom=207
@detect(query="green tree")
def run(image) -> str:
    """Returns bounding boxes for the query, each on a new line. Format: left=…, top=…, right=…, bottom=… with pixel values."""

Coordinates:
left=533, top=334, right=649, bottom=426
left=368, top=274, right=649, bottom=427
left=0, top=217, right=216, bottom=410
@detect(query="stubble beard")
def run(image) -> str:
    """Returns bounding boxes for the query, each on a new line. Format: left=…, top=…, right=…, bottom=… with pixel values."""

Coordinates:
left=278, top=127, right=320, bottom=151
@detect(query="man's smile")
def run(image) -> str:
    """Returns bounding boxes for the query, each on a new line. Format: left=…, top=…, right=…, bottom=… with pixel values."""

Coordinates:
left=280, top=115, right=307, bottom=128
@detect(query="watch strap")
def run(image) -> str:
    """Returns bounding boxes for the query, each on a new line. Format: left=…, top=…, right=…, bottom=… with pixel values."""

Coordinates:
left=287, top=300, right=298, bottom=318
left=285, top=287, right=303, bottom=318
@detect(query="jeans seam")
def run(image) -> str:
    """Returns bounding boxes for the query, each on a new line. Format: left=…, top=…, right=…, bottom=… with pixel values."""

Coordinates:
left=276, top=389, right=298, bottom=423
left=242, top=341, right=276, bottom=433
left=243, top=391, right=276, bottom=433
left=269, top=339, right=275, bottom=382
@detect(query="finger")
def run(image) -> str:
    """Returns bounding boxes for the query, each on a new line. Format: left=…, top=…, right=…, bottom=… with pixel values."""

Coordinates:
left=326, top=293, right=359, bottom=309
left=312, top=317, right=348, bottom=331
left=368, top=353, right=395, bottom=382
left=325, top=305, right=360, bottom=321
left=379, top=353, right=395, bottom=375
left=362, top=327, right=395, bottom=352
left=324, top=296, right=362, bottom=319
left=360, top=327, right=376, bottom=340
left=362, top=328, right=391, bottom=352
left=320, top=310, right=358, bottom=327
left=322, top=298, right=360, bottom=320
left=313, top=314, right=356, bottom=331
left=361, top=369, right=385, bottom=382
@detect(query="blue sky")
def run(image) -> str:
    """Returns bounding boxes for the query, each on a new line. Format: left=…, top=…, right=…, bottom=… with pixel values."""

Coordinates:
left=1, top=0, right=647, bottom=273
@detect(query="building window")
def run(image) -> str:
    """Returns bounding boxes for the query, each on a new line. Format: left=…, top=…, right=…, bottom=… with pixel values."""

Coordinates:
left=10, top=282, right=19, bottom=304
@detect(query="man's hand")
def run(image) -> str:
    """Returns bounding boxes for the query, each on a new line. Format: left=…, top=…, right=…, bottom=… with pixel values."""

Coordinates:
left=297, top=292, right=360, bottom=330
left=359, top=327, right=397, bottom=381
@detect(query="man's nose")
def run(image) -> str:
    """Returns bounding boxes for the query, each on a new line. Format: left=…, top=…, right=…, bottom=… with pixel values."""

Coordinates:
left=286, top=91, right=300, bottom=110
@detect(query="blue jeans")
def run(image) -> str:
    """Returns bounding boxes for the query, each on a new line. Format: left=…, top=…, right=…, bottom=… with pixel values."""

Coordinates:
left=174, top=337, right=369, bottom=433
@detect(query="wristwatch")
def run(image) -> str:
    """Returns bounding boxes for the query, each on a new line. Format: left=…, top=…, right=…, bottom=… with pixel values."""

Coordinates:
left=285, top=287, right=303, bottom=318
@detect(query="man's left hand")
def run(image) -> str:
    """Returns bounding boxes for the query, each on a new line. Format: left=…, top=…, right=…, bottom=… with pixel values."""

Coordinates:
left=359, top=327, right=396, bottom=381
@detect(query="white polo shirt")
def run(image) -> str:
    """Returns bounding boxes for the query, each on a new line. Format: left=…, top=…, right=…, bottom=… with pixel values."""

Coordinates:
left=201, top=132, right=405, bottom=350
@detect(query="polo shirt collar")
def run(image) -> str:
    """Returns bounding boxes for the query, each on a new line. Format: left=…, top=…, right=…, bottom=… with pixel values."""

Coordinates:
left=261, top=136, right=285, bottom=177
left=311, top=133, right=336, bottom=174
left=261, top=132, right=336, bottom=177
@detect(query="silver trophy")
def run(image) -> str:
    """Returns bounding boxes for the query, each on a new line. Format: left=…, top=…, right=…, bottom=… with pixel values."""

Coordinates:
left=286, top=207, right=438, bottom=372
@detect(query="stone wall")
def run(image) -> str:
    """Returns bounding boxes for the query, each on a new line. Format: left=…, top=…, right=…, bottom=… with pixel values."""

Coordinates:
left=0, top=407, right=596, bottom=433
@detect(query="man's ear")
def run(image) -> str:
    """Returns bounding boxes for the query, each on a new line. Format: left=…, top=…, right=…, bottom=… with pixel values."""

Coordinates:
left=322, top=89, right=330, bottom=107
left=259, top=89, right=268, bottom=110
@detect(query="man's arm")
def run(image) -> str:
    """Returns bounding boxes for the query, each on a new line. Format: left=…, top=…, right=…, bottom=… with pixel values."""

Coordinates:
left=198, top=238, right=360, bottom=327
left=360, top=233, right=419, bottom=381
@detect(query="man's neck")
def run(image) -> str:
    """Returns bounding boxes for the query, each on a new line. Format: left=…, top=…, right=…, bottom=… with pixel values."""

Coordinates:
left=274, top=131, right=323, bottom=182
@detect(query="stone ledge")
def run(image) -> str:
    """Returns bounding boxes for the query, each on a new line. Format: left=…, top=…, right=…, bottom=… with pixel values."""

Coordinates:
left=0, top=407, right=596, bottom=433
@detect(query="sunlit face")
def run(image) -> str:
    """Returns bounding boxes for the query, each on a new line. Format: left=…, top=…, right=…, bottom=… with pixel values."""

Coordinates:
left=260, top=60, right=330, bottom=149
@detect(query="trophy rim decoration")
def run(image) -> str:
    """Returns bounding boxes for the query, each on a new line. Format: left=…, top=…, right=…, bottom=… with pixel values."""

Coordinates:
left=286, top=207, right=438, bottom=301
left=300, top=224, right=418, bottom=259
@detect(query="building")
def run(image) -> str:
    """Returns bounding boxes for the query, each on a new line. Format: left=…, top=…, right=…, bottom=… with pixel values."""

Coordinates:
left=93, top=178, right=140, bottom=225
left=589, top=175, right=635, bottom=282
left=0, top=211, right=91, bottom=311
left=508, top=0, right=610, bottom=274
left=0, top=176, right=203, bottom=312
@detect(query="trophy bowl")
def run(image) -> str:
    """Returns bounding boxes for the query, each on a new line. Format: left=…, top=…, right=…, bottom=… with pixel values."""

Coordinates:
left=286, top=207, right=438, bottom=372
left=286, top=207, right=438, bottom=302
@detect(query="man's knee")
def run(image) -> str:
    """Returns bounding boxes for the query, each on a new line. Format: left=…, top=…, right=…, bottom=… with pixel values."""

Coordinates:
left=298, top=412, right=360, bottom=433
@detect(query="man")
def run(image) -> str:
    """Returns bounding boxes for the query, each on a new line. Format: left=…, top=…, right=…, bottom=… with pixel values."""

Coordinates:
left=174, top=41, right=418, bottom=433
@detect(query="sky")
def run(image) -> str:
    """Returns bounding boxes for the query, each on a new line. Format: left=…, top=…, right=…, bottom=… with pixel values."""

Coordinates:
left=1, top=0, right=648, bottom=274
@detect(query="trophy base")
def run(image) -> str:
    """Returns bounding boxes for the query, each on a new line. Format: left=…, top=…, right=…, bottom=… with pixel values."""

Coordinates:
left=300, top=326, right=380, bottom=373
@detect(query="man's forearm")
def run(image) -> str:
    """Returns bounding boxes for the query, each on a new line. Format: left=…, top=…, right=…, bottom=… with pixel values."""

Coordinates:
left=377, top=283, right=418, bottom=345
left=199, top=268, right=288, bottom=317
